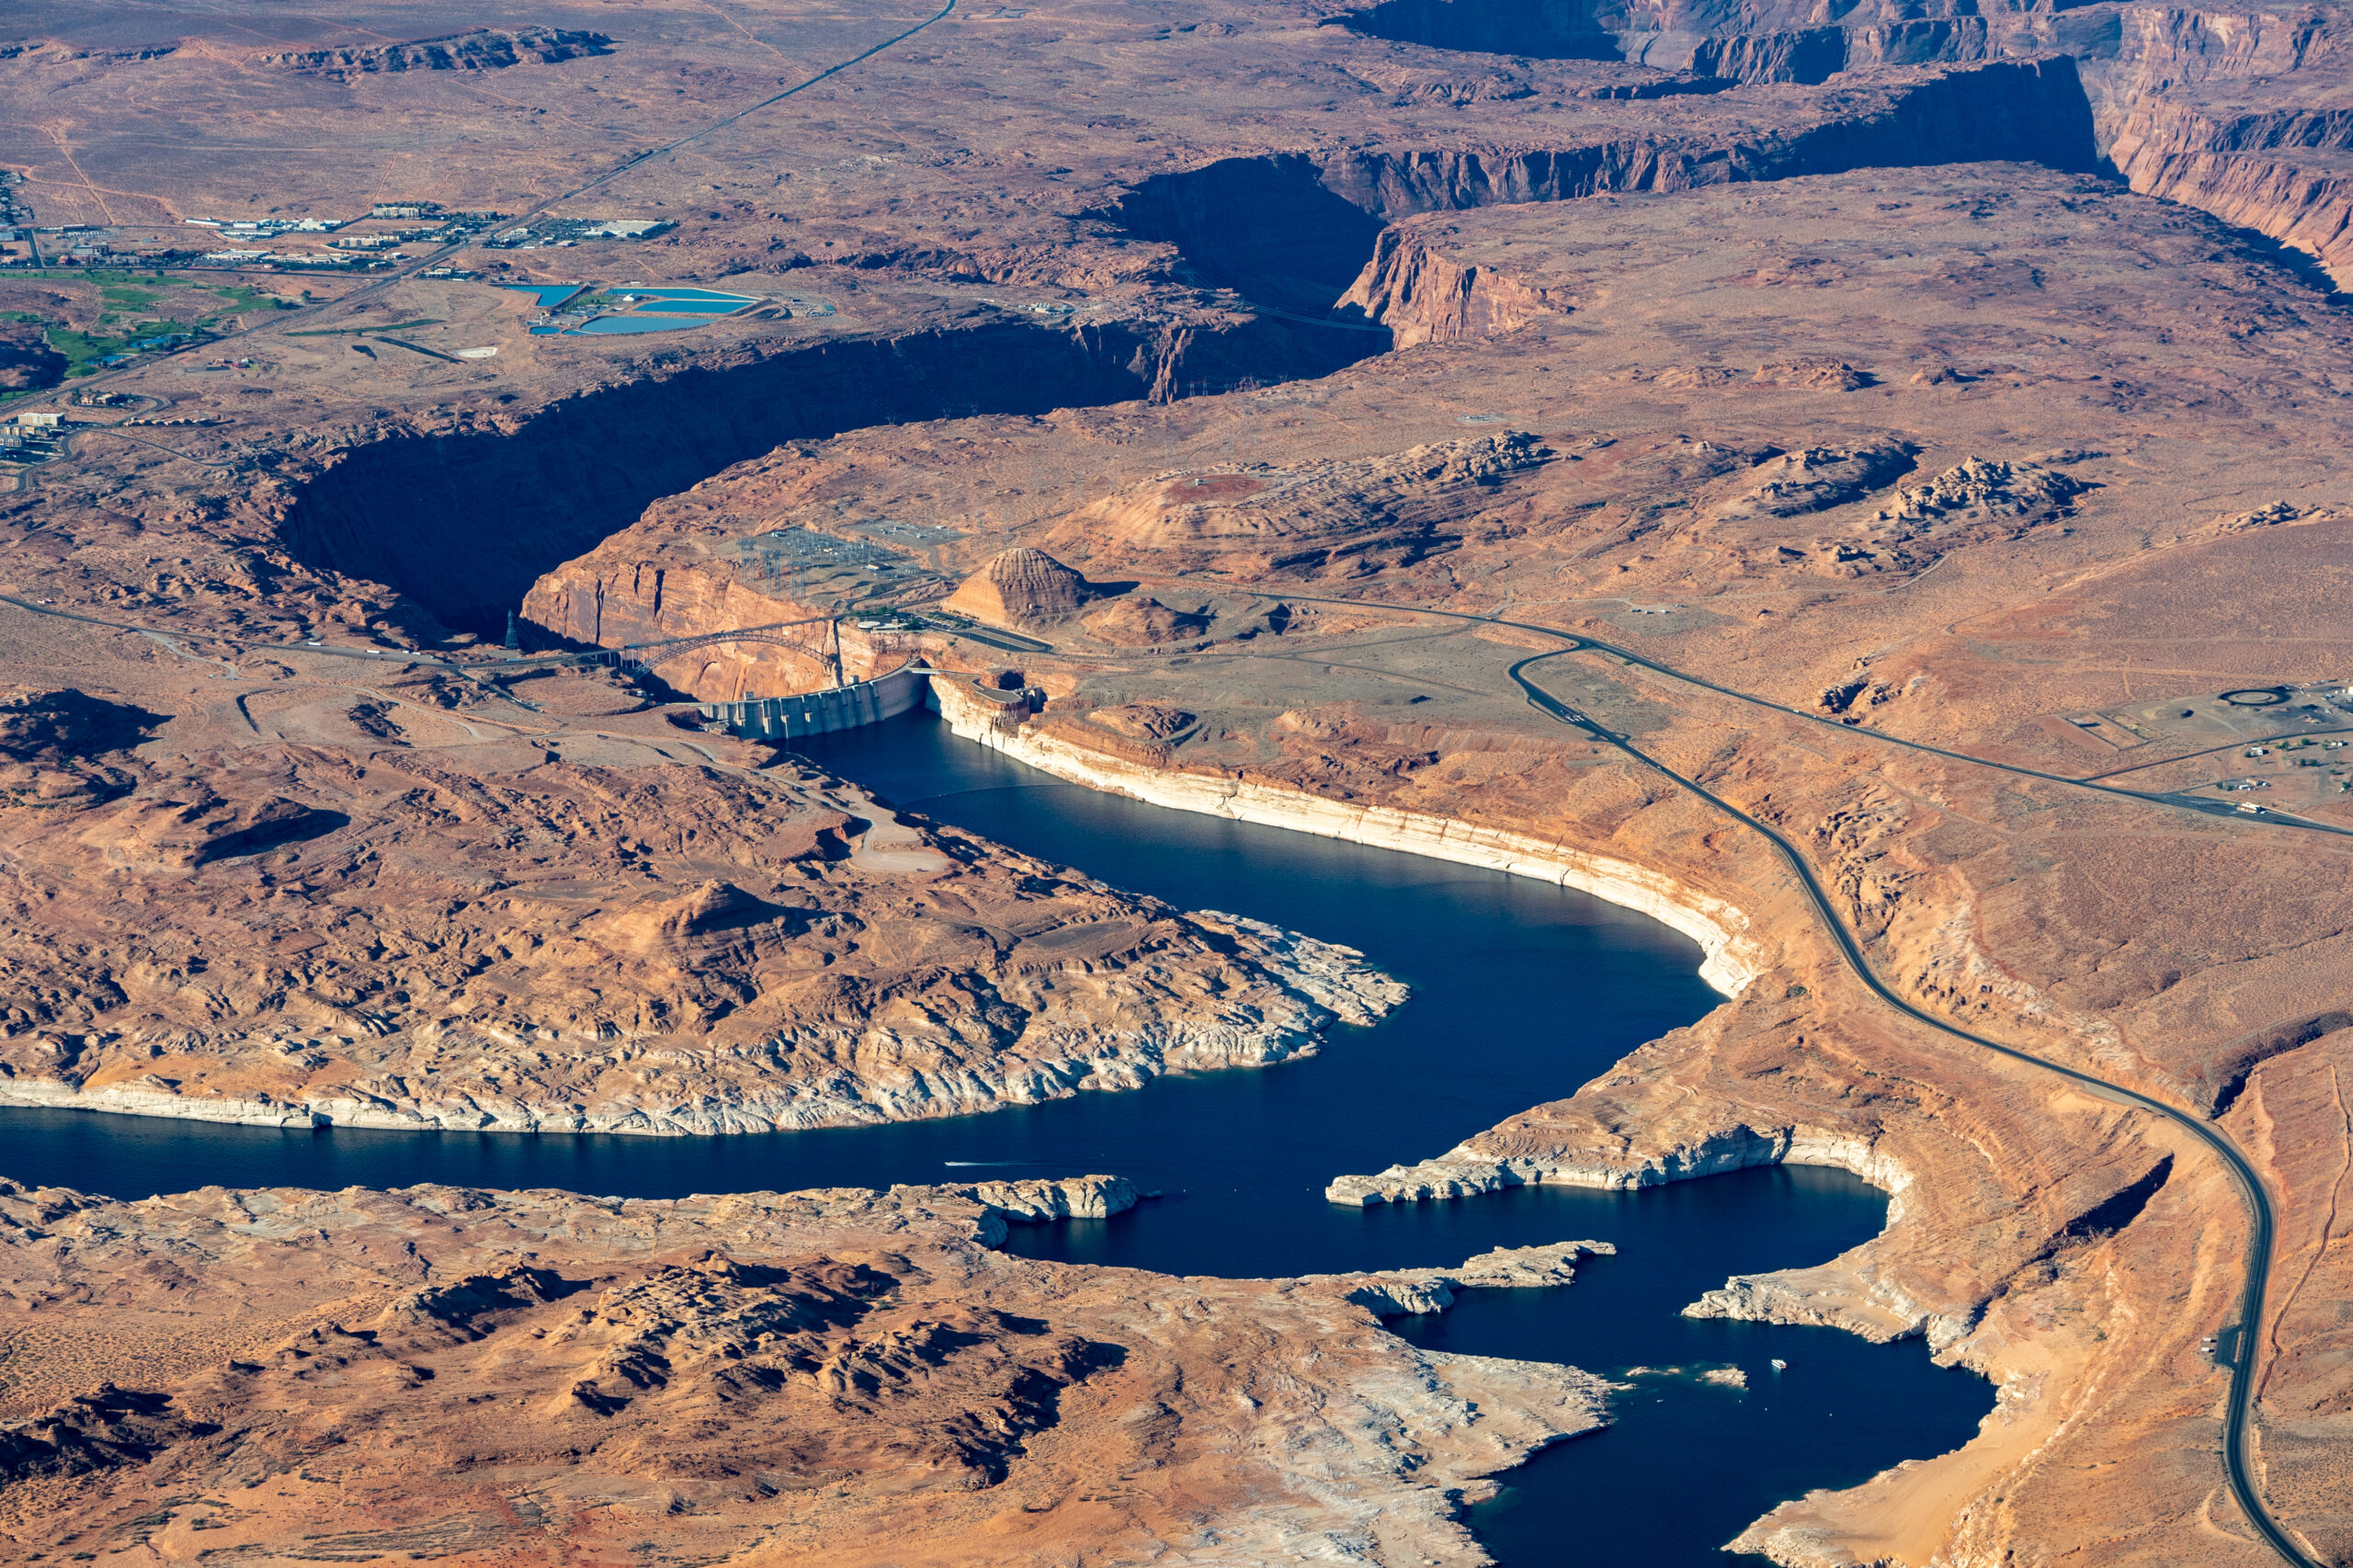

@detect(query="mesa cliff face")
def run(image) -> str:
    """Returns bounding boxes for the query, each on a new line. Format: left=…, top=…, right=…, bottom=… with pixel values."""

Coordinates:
left=1340, top=228, right=1571, bottom=347
left=2107, top=95, right=2353, bottom=284
left=2085, top=4, right=2353, bottom=287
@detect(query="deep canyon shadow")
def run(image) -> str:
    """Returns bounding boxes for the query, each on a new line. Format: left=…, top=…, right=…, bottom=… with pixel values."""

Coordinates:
left=276, top=312, right=1382, bottom=637
left=277, top=59, right=2097, bottom=642
left=1112, top=58, right=2095, bottom=312
left=1338, top=0, right=2136, bottom=87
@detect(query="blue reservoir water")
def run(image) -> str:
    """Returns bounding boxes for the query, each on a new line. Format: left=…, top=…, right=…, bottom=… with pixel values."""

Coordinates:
left=624, top=287, right=756, bottom=302
left=497, top=282, right=584, bottom=307
left=631, top=300, right=751, bottom=314
left=573, top=314, right=711, bottom=335
left=0, top=712, right=1991, bottom=1562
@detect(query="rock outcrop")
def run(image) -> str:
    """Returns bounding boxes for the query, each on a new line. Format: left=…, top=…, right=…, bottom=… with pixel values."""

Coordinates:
left=1308, top=1240, right=1616, bottom=1317
left=1711, top=444, right=1916, bottom=521
left=1891, top=457, right=2087, bottom=523
left=1080, top=594, right=1210, bottom=646
left=0, top=1177, right=1611, bottom=1563
left=261, top=27, right=615, bottom=77
left=1049, top=433, right=1554, bottom=579
left=0, top=731, right=1404, bottom=1136
left=1324, top=1123, right=1907, bottom=1210
left=942, top=547, right=1096, bottom=629
left=966, top=1174, right=1142, bottom=1221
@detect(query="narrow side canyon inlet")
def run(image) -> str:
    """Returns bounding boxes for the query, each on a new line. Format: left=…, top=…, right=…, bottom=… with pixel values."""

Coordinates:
left=0, top=715, right=1990, bottom=1563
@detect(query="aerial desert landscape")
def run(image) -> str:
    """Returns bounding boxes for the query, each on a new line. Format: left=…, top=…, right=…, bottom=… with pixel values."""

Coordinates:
left=3, top=0, right=2353, bottom=1563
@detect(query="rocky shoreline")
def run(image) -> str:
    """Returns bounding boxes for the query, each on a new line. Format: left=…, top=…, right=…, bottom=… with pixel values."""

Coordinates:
left=1325, top=1123, right=1910, bottom=1208
left=0, top=1174, right=1613, bottom=1563
left=0, top=734, right=1404, bottom=1140
left=932, top=678, right=1766, bottom=997
left=0, top=905, right=1404, bottom=1136
left=910, top=671, right=2211, bottom=1566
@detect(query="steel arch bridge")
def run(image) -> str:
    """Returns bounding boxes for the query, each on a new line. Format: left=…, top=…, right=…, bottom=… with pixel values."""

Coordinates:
left=625, top=623, right=841, bottom=679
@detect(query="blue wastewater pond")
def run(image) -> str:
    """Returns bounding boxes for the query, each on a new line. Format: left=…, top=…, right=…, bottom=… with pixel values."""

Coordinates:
left=532, top=314, right=711, bottom=335
left=621, top=287, right=757, bottom=302
left=0, top=711, right=1993, bottom=1564
left=497, top=282, right=585, bottom=308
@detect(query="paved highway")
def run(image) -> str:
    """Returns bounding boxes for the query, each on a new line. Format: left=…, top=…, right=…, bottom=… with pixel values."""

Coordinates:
left=1121, top=575, right=2321, bottom=1561
left=1214, top=585, right=2353, bottom=837
left=1506, top=649, right=2315, bottom=1567
left=0, top=560, right=2324, bottom=1557
left=6, top=0, right=962, bottom=410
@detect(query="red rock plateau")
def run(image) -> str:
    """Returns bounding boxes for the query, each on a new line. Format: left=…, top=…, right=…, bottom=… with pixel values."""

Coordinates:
left=0, top=1177, right=1611, bottom=1563
left=0, top=679, right=1400, bottom=1136
left=4, top=0, right=2353, bottom=1562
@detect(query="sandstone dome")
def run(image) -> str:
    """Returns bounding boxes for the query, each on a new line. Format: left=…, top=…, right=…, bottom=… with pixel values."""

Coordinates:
left=942, top=547, right=1096, bottom=628
left=1083, top=595, right=1210, bottom=647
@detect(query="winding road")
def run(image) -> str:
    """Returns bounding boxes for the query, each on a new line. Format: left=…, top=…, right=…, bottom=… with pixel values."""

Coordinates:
left=1157, top=577, right=2324, bottom=1565
left=4, top=563, right=2322, bottom=1556
left=2, top=6, right=2306, bottom=1551
left=1506, top=649, right=2314, bottom=1568
left=1212, top=585, right=2353, bottom=838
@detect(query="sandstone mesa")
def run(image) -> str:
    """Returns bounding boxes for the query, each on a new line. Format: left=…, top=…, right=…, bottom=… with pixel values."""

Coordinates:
left=1, top=0, right=2352, bottom=1563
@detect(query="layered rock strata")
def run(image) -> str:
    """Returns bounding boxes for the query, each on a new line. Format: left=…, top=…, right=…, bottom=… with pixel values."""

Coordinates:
left=6, top=6, right=2353, bottom=1557
left=0, top=1176, right=1612, bottom=1565
left=494, top=158, right=2353, bottom=1562
left=941, top=547, right=1098, bottom=629
left=933, top=676, right=1763, bottom=996
left=0, top=46, right=2110, bottom=657
left=1307, top=1240, right=1616, bottom=1317
left=0, top=710, right=1402, bottom=1136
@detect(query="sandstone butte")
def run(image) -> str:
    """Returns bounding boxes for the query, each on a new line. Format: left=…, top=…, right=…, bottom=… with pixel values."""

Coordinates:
left=940, top=547, right=1099, bottom=630
left=2, top=0, right=2353, bottom=1563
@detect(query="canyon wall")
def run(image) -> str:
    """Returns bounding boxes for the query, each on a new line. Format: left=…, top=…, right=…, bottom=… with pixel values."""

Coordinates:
left=517, top=562, right=904, bottom=699
left=1113, top=60, right=2097, bottom=312
left=2108, top=97, right=2353, bottom=285
left=1339, top=0, right=2353, bottom=288
left=2086, top=6, right=2353, bottom=286
left=294, top=59, right=2102, bottom=662
left=275, top=312, right=1380, bottom=638
left=1338, top=0, right=2083, bottom=82
left=931, top=678, right=1766, bottom=996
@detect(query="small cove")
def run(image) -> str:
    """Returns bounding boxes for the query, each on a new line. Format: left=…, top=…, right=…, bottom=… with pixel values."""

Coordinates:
left=0, top=712, right=1992, bottom=1562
